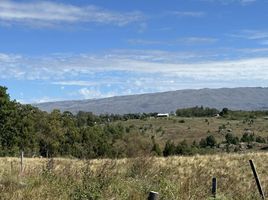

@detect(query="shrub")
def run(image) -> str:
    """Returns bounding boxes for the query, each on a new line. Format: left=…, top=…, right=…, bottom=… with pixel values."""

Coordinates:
left=163, top=140, right=176, bottom=156
left=256, top=136, right=266, bottom=143
left=240, top=133, right=255, bottom=143
left=225, top=133, right=239, bottom=145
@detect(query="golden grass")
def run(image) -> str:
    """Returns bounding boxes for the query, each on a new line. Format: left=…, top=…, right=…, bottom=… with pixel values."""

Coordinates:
left=121, top=117, right=268, bottom=146
left=1, top=152, right=268, bottom=199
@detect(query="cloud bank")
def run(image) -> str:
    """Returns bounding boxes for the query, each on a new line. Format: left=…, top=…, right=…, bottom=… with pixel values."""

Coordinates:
left=0, top=1, right=144, bottom=27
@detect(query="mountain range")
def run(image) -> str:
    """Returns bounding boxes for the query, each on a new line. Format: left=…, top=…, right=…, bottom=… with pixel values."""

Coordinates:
left=35, top=87, right=268, bottom=114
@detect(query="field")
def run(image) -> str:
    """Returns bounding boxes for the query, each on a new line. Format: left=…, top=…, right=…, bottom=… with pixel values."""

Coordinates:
left=118, top=116, right=268, bottom=149
left=1, top=153, right=268, bottom=200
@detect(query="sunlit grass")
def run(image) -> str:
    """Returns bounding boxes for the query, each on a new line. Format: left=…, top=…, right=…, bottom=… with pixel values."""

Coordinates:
left=0, top=153, right=267, bottom=199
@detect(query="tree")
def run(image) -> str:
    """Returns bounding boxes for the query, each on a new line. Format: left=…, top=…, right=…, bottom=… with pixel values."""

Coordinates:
left=0, top=86, right=20, bottom=155
left=206, top=135, right=217, bottom=147
left=200, top=135, right=217, bottom=148
left=220, top=108, right=229, bottom=117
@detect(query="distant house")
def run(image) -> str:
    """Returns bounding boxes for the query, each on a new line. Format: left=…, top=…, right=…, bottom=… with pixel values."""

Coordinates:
left=214, top=114, right=220, bottom=118
left=264, top=116, right=268, bottom=120
left=157, top=113, right=169, bottom=118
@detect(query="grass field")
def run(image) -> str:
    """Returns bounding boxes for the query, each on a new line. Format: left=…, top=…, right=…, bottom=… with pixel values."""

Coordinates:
left=118, top=116, right=268, bottom=149
left=1, top=153, right=268, bottom=199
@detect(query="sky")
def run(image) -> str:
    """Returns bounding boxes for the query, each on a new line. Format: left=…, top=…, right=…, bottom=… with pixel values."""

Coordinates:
left=0, top=0, right=268, bottom=103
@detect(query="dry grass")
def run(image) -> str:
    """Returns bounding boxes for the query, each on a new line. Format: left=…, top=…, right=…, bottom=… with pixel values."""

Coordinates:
left=121, top=117, right=268, bottom=146
left=1, top=153, right=268, bottom=199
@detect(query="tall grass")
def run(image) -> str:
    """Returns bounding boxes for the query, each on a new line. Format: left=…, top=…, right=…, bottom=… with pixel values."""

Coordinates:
left=1, top=153, right=268, bottom=199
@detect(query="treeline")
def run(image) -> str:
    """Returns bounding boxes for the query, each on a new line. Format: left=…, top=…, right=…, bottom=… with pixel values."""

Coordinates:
left=1, top=85, right=268, bottom=158
left=161, top=132, right=267, bottom=157
left=175, top=106, right=268, bottom=119
left=0, top=86, right=156, bottom=158
left=176, top=106, right=219, bottom=117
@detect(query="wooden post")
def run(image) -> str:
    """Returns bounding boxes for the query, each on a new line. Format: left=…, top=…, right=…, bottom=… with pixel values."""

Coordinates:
left=212, top=177, right=217, bottom=198
left=20, top=151, right=24, bottom=174
left=148, top=191, right=159, bottom=200
left=10, top=161, right=13, bottom=174
left=249, top=160, right=265, bottom=199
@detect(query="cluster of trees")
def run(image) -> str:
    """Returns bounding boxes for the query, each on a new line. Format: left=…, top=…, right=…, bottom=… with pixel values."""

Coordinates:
left=175, top=106, right=268, bottom=119
left=161, top=135, right=217, bottom=157
left=176, top=106, right=219, bottom=117
left=161, top=132, right=268, bottom=157
left=226, top=132, right=266, bottom=144
left=0, top=86, right=154, bottom=158
left=2, top=85, right=268, bottom=158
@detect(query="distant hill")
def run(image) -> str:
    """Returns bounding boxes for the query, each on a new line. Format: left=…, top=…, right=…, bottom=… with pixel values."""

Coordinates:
left=34, top=87, right=268, bottom=114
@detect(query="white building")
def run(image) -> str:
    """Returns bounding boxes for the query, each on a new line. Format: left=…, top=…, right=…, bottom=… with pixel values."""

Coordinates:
left=156, top=113, right=169, bottom=117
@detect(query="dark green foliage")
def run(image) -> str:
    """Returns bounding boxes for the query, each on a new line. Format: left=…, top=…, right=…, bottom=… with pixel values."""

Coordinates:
left=240, top=132, right=255, bottom=143
left=176, top=106, right=219, bottom=117
left=199, top=138, right=207, bottom=148
left=199, top=135, right=217, bottom=148
left=206, top=135, right=217, bottom=147
left=256, top=136, right=266, bottom=143
left=219, top=108, right=229, bottom=117
left=1, top=85, right=268, bottom=159
left=225, top=133, right=239, bottom=145
left=176, top=140, right=194, bottom=155
left=163, top=140, right=176, bottom=156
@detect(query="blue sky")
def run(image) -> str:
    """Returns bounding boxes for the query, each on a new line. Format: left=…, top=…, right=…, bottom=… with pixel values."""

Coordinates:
left=0, top=0, right=268, bottom=103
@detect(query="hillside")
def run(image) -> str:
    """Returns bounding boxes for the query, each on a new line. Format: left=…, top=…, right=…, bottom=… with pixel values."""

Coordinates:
left=35, top=87, right=268, bottom=114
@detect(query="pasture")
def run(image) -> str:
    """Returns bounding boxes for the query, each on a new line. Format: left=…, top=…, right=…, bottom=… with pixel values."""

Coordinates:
left=1, top=153, right=268, bottom=199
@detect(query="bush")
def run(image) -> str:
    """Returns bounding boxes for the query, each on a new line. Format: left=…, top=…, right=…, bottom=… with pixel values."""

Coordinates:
left=163, top=140, right=176, bottom=157
left=199, top=135, right=217, bottom=148
left=256, top=136, right=266, bottom=143
left=151, top=143, right=162, bottom=156
left=225, top=133, right=239, bottom=145
left=206, top=135, right=217, bottom=147
left=240, top=133, right=255, bottom=143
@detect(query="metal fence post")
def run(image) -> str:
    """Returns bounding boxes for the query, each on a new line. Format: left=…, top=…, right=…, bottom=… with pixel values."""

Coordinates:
left=148, top=191, right=159, bottom=200
left=249, top=160, right=265, bottom=199
left=212, top=177, right=217, bottom=198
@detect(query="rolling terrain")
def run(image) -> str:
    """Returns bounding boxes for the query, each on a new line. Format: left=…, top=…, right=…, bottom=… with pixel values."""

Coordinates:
left=35, top=87, right=268, bottom=114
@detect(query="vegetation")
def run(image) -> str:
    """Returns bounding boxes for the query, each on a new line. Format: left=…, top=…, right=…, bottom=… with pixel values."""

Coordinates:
left=176, top=106, right=219, bottom=117
left=0, top=153, right=268, bottom=199
left=1, top=86, right=268, bottom=159
left=2, top=85, right=268, bottom=199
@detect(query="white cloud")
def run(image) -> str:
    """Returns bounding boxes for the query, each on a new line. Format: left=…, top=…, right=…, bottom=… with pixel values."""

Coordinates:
left=203, top=0, right=257, bottom=5
left=78, top=88, right=102, bottom=99
left=1, top=50, right=268, bottom=83
left=177, top=37, right=218, bottom=45
left=167, top=11, right=205, bottom=17
left=231, top=30, right=268, bottom=40
left=127, top=37, right=217, bottom=46
left=52, top=80, right=120, bottom=86
left=78, top=87, right=116, bottom=99
left=0, top=1, right=144, bottom=27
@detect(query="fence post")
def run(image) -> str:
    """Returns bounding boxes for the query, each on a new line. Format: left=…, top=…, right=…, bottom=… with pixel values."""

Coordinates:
left=148, top=191, right=159, bottom=200
left=249, top=160, right=265, bottom=199
left=20, top=151, right=24, bottom=174
left=212, top=177, right=217, bottom=198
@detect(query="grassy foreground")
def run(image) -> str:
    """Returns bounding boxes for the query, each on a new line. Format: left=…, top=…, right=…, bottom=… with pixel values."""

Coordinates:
left=1, top=153, right=268, bottom=200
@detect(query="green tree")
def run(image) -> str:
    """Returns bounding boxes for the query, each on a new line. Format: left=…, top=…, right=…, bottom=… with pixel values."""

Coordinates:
left=206, top=135, right=217, bottom=147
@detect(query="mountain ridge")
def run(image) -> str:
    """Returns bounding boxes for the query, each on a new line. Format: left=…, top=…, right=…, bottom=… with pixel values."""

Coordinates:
left=34, top=87, right=268, bottom=114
